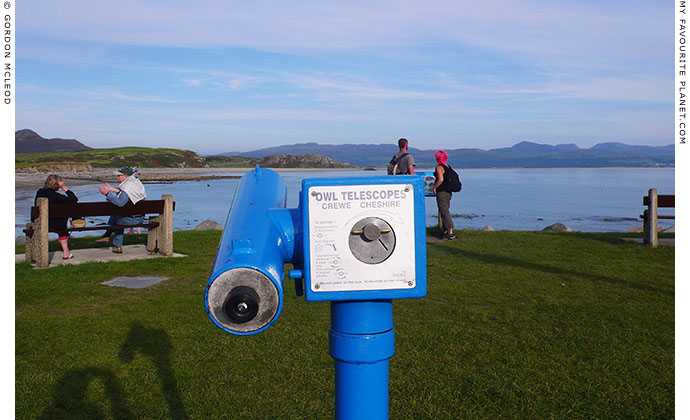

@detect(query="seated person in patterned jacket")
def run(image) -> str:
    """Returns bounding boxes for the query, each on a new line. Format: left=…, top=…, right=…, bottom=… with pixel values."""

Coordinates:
left=95, top=166, right=146, bottom=254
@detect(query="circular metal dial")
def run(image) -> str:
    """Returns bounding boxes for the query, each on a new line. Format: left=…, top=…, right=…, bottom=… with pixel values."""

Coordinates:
left=348, top=217, right=396, bottom=264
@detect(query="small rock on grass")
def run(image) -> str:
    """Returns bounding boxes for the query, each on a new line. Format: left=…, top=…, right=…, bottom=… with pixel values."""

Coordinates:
left=195, top=220, right=223, bottom=230
left=542, top=223, right=572, bottom=232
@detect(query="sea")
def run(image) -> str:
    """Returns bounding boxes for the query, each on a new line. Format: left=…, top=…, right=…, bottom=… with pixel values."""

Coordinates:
left=14, top=168, right=675, bottom=238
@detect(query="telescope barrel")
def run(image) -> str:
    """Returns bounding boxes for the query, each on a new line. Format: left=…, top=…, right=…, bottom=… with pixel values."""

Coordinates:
left=205, top=167, right=298, bottom=335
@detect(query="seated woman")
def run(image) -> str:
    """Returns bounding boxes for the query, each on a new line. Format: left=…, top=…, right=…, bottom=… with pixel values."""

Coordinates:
left=95, top=166, right=146, bottom=254
left=34, top=174, right=79, bottom=259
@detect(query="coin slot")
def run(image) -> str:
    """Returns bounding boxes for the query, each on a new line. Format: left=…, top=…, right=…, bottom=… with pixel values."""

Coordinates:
left=349, top=217, right=396, bottom=264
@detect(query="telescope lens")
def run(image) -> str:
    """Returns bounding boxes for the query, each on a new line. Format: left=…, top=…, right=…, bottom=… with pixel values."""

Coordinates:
left=223, top=286, right=260, bottom=323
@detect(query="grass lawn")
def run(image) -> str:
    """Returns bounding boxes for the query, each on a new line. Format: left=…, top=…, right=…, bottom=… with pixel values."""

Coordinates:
left=15, top=230, right=674, bottom=419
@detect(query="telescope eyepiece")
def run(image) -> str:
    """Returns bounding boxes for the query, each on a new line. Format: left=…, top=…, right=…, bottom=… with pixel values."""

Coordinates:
left=206, top=267, right=281, bottom=334
left=223, top=286, right=260, bottom=323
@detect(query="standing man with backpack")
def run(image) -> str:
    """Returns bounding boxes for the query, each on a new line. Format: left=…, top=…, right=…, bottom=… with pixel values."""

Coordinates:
left=433, top=150, right=462, bottom=240
left=387, top=138, right=416, bottom=175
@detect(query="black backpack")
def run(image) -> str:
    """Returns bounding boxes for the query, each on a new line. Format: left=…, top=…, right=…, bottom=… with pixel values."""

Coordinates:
left=443, top=165, right=462, bottom=192
left=387, top=153, right=409, bottom=175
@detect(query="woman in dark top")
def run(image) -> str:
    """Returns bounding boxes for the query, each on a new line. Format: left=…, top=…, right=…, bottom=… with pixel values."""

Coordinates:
left=34, top=174, right=79, bottom=259
left=432, top=150, right=456, bottom=240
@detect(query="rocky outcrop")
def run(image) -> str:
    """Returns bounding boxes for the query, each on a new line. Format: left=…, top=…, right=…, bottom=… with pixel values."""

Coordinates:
left=170, top=151, right=207, bottom=168
left=542, top=223, right=573, bottom=232
left=195, top=220, right=223, bottom=230
left=259, top=154, right=352, bottom=168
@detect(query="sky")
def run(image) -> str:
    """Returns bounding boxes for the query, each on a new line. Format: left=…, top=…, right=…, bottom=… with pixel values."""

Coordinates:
left=14, top=0, right=673, bottom=154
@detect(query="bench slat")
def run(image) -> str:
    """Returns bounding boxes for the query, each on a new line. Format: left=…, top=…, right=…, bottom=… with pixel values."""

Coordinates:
left=31, top=200, right=171, bottom=219
left=63, top=222, right=160, bottom=232
left=643, top=195, right=675, bottom=207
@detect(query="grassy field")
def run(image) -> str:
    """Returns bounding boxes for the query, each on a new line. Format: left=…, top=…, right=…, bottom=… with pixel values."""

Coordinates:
left=15, top=230, right=674, bottom=419
left=15, top=147, right=206, bottom=169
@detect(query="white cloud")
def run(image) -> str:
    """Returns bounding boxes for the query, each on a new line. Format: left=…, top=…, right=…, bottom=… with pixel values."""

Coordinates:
left=20, top=83, right=184, bottom=104
left=281, top=72, right=457, bottom=100
left=180, top=79, right=203, bottom=87
left=123, top=65, right=271, bottom=91
left=491, top=77, right=671, bottom=103
left=114, top=64, right=463, bottom=100
left=149, top=108, right=369, bottom=122
left=77, top=89, right=181, bottom=103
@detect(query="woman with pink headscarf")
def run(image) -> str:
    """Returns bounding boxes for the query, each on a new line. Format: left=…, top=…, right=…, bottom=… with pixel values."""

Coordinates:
left=433, top=150, right=456, bottom=240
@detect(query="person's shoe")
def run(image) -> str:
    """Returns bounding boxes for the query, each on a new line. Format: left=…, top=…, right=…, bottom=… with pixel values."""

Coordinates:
left=112, top=247, right=123, bottom=254
left=95, top=237, right=110, bottom=243
left=443, top=233, right=456, bottom=241
left=62, top=253, right=74, bottom=260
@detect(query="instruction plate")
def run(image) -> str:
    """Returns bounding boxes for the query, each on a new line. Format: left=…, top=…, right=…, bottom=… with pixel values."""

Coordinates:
left=307, top=183, right=416, bottom=292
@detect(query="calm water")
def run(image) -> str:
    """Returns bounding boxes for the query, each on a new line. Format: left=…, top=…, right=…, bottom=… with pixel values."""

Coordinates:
left=15, top=168, right=675, bottom=238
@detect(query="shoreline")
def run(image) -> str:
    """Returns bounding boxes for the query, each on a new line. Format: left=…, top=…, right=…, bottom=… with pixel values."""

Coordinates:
left=14, top=166, right=674, bottom=191
left=14, top=167, right=363, bottom=190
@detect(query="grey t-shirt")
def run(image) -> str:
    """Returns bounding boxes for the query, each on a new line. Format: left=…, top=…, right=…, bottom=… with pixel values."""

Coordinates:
left=394, top=151, right=415, bottom=174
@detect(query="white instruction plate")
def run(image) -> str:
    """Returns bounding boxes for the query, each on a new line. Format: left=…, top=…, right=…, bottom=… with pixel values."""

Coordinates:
left=307, top=184, right=416, bottom=292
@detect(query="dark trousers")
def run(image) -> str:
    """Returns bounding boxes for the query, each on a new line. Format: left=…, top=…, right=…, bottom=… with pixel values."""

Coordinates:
left=436, top=191, right=454, bottom=231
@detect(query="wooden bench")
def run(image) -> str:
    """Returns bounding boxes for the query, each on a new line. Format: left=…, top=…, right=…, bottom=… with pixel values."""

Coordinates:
left=24, top=194, right=175, bottom=267
left=640, top=188, right=674, bottom=247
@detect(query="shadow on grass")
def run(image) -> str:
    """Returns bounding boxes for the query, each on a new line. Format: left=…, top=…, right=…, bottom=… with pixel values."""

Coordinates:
left=567, top=231, right=676, bottom=247
left=39, top=323, right=188, bottom=420
left=566, top=231, right=633, bottom=246
left=568, top=231, right=673, bottom=246
left=119, top=322, right=189, bottom=420
left=434, top=245, right=673, bottom=297
left=39, top=367, right=135, bottom=420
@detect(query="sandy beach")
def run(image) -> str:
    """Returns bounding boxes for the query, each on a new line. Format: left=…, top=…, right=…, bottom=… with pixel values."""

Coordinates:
left=15, top=167, right=237, bottom=190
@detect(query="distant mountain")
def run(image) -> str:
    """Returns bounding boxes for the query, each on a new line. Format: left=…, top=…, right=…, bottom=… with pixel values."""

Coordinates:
left=16, top=129, right=91, bottom=153
left=223, top=141, right=674, bottom=168
left=491, top=141, right=581, bottom=154
left=587, top=142, right=675, bottom=156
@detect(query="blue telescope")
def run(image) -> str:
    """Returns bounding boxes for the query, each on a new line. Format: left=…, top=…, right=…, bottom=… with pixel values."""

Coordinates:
left=205, top=166, right=426, bottom=419
left=205, top=167, right=298, bottom=335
